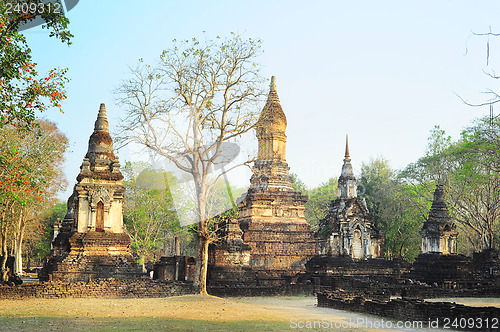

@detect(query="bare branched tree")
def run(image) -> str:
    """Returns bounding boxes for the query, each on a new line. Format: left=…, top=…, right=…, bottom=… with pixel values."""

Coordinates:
left=115, top=34, right=264, bottom=294
left=458, top=28, right=500, bottom=112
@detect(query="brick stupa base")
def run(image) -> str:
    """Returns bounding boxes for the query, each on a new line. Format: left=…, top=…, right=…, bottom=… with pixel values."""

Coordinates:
left=41, top=231, right=142, bottom=282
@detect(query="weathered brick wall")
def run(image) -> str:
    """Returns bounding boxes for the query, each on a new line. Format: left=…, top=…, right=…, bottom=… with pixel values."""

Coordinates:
left=317, top=290, right=500, bottom=331
left=236, top=189, right=317, bottom=271
left=241, top=222, right=317, bottom=270
left=314, top=273, right=500, bottom=299
left=207, top=264, right=317, bottom=297
left=0, top=278, right=193, bottom=299
left=307, top=256, right=410, bottom=277
left=154, top=256, right=196, bottom=282
left=209, top=280, right=315, bottom=297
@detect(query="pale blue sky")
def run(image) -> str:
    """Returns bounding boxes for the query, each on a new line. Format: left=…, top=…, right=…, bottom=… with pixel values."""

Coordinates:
left=23, top=0, right=500, bottom=198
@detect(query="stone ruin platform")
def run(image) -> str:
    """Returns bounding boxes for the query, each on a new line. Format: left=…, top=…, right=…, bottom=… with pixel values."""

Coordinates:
left=317, top=287, right=500, bottom=331
left=306, top=255, right=410, bottom=278
left=406, top=253, right=476, bottom=286
left=40, top=231, right=142, bottom=282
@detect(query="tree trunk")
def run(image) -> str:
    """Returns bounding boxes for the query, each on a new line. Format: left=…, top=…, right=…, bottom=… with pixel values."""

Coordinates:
left=14, top=211, right=25, bottom=275
left=481, top=231, right=491, bottom=251
left=193, top=175, right=211, bottom=295
left=140, top=255, right=146, bottom=273
left=0, top=231, right=8, bottom=282
left=13, top=235, right=22, bottom=275
left=193, top=233, right=209, bottom=295
left=26, top=251, right=31, bottom=272
left=488, top=228, right=494, bottom=251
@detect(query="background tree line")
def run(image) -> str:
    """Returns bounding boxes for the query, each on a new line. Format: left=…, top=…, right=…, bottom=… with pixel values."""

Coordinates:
left=0, top=120, right=68, bottom=281
left=0, top=1, right=71, bottom=282
left=291, top=115, right=500, bottom=262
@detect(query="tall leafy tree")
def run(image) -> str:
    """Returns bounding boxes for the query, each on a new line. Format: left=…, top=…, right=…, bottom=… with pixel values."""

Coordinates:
left=0, top=119, right=68, bottom=280
left=0, top=0, right=72, bottom=129
left=446, top=118, right=500, bottom=252
left=359, top=158, right=424, bottom=262
left=116, top=34, right=264, bottom=294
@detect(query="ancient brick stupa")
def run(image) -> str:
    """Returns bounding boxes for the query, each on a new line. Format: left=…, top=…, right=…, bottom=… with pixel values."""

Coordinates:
left=420, top=184, right=458, bottom=254
left=40, top=104, right=142, bottom=282
left=408, top=185, right=473, bottom=284
left=209, top=77, right=316, bottom=283
left=316, top=137, right=383, bottom=259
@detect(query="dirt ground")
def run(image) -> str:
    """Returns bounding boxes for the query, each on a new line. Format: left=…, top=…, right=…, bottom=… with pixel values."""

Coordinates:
left=0, top=295, right=457, bottom=332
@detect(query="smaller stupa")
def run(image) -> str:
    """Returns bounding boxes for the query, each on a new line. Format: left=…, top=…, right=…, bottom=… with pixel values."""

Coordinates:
left=408, top=185, right=473, bottom=284
left=40, top=104, right=142, bottom=282
left=420, top=184, right=458, bottom=254
left=316, top=136, right=383, bottom=259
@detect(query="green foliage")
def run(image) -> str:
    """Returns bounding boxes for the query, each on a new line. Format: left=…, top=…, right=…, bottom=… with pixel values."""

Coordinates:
left=122, top=162, right=182, bottom=263
left=290, top=173, right=307, bottom=195
left=400, top=117, right=500, bottom=255
left=0, top=0, right=72, bottom=129
left=32, top=201, right=66, bottom=261
left=359, top=158, right=424, bottom=262
left=400, top=126, right=452, bottom=187
left=358, top=157, right=395, bottom=227
left=318, top=225, right=330, bottom=237
left=304, top=177, right=337, bottom=230
left=0, top=119, right=68, bottom=277
left=446, top=117, right=500, bottom=253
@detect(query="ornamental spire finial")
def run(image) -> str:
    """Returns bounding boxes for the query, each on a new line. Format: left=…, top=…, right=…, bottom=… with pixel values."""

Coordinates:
left=270, top=76, right=277, bottom=91
left=345, top=134, right=350, bottom=160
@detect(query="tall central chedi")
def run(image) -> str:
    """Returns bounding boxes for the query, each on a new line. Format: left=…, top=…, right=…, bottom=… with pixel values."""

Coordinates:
left=237, top=76, right=317, bottom=271
left=40, top=104, right=142, bottom=282
left=250, top=76, right=293, bottom=191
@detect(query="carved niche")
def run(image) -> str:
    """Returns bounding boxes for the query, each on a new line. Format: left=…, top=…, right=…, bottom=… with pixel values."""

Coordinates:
left=88, top=188, right=113, bottom=232
left=88, top=187, right=113, bottom=208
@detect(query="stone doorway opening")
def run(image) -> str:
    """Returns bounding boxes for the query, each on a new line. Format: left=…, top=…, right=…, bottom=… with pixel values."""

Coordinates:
left=352, top=229, right=362, bottom=259
left=96, top=201, right=104, bottom=232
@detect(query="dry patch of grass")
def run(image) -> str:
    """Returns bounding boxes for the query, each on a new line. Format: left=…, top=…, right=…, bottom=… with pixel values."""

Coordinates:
left=0, top=295, right=308, bottom=331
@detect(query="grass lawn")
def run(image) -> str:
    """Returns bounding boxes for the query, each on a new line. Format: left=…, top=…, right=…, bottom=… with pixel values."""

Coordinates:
left=0, top=295, right=312, bottom=331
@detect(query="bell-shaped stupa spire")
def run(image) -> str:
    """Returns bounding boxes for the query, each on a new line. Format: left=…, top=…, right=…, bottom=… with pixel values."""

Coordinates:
left=77, top=103, right=123, bottom=182
left=257, top=76, right=287, bottom=134
left=251, top=76, right=292, bottom=191
left=428, top=184, right=452, bottom=223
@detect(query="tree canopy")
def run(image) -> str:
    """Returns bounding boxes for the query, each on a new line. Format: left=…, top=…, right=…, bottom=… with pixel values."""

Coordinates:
left=0, top=0, right=72, bottom=129
left=0, top=119, right=68, bottom=280
left=116, top=33, right=264, bottom=294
